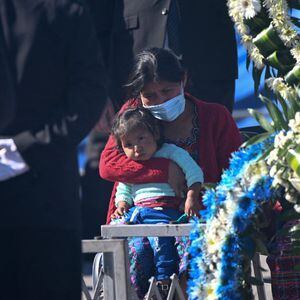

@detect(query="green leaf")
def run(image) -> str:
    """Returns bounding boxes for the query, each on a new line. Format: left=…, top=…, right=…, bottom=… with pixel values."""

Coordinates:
left=264, top=65, right=273, bottom=87
left=289, top=97, right=300, bottom=117
left=259, top=95, right=289, bottom=130
left=285, top=65, right=300, bottom=85
left=271, top=67, right=278, bottom=77
left=291, top=16, right=300, bottom=28
left=241, top=132, right=271, bottom=148
left=276, top=226, right=291, bottom=237
left=266, top=50, right=295, bottom=74
left=246, top=55, right=251, bottom=71
left=286, top=146, right=300, bottom=177
left=202, top=183, right=217, bottom=190
left=258, top=145, right=274, bottom=161
left=290, top=224, right=300, bottom=233
left=277, top=93, right=290, bottom=120
left=290, top=246, right=300, bottom=255
left=290, top=230, right=300, bottom=239
left=278, top=209, right=300, bottom=222
left=278, top=225, right=300, bottom=238
left=253, top=24, right=285, bottom=57
left=248, top=109, right=274, bottom=132
left=253, top=65, right=264, bottom=96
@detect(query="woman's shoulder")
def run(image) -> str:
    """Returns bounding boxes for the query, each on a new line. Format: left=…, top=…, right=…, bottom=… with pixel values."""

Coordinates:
left=186, top=93, right=231, bottom=119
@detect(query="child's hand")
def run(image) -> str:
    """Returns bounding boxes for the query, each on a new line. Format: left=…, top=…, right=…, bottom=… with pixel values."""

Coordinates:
left=184, top=197, right=201, bottom=217
left=112, top=201, right=130, bottom=219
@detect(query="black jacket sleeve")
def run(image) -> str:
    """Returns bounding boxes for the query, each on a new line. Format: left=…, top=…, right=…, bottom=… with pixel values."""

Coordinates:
left=0, top=24, right=15, bottom=132
left=13, top=2, right=107, bottom=152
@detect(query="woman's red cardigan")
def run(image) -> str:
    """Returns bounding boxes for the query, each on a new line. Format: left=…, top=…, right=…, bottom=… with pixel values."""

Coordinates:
left=99, top=94, right=242, bottom=224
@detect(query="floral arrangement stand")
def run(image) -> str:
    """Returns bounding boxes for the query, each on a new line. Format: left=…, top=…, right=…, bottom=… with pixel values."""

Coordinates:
left=252, top=253, right=272, bottom=300
left=187, top=1, right=300, bottom=299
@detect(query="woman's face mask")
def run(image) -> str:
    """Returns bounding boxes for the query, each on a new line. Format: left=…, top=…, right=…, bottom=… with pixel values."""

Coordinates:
left=142, top=83, right=185, bottom=122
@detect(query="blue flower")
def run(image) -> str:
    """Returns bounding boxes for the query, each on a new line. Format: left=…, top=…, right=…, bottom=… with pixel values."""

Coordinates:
left=187, top=137, right=277, bottom=299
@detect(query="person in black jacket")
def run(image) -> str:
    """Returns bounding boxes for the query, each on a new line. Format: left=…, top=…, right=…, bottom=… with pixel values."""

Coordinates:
left=88, top=0, right=238, bottom=113
left=0, top=19, right=15, bottom=132
left=0, top=1, right=106, bottom=299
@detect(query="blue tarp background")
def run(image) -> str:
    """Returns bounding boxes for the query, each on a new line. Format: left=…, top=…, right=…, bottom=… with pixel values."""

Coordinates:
left=234, top=35, right=265, bottom=128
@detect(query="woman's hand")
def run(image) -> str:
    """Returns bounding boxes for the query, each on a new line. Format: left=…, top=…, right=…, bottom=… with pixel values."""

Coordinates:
left=111, top=201, right=130, bottom=219
left=168, top=161, right=186, bottom=197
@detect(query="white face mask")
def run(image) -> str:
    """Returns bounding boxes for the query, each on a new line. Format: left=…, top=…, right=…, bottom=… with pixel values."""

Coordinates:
left=143, top=87, right=185, bottom=122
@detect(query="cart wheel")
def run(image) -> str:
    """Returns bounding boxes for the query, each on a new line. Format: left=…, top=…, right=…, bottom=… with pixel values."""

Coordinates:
left=92, top=253, right=103, bottom=290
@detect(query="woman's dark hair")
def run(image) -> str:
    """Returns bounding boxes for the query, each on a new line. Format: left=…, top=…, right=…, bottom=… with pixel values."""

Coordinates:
left=126, top=47, right=185, bottom=98
left=111, top=107, right=163, bottom=148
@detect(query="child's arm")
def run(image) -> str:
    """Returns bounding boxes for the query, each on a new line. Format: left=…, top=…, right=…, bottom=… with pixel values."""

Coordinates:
left=185, top=182, right=202, bottom=217
left=154, top=143, right=204, bottom=188
left=114, top=182, right=133, bottom=217
left=154, top=143, right=204, bottom=216
left=113, top=201, right=131, bottom=218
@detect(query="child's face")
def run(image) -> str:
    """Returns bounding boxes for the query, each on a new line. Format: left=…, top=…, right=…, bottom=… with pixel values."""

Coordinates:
left=120, top=127, right=158, bottom=161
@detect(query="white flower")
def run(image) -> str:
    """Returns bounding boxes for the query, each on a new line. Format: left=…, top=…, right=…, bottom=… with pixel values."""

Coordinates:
left=285, top=192, right=293, bottom=201
left=266, top=77, right=283, bottom=90
left=274, top=131, right=289, bottom=149
left=291, top=45, right=300, bottom=63
left=266, top=77, right=297, bottom=100
left=269, top=165, right=278, bottom=177
left=289, top=113, right=300, bottom=133
left=218, top=208, right=228, bottom=225
left=238, top=0, right=261, bottom=19
left=294, top=205, right=300, bottom=213
left=272, top=177, right=282, bottom=187
left=267, top=148, right=279, bottom=165
left=225, top=197, right=238, bottom=215
left=206, top=279, right=218, bottom=300
left=289, top=176, right=300, bottom=193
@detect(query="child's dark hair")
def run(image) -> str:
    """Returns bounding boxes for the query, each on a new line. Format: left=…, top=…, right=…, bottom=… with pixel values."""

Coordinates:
left=111, top=107, right=163, bottom=148
left=125, top=47, right=185, bottom=98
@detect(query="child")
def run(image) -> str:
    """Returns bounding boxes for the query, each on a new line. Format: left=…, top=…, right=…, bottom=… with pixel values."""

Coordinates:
left=111, top=107, right=203, bottom=297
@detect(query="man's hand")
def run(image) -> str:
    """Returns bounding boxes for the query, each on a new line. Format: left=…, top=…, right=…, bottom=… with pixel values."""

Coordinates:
left=168, top=161, right=186, bottom=197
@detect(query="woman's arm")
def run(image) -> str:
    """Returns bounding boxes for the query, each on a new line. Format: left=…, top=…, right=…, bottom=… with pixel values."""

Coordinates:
left=99, top=99, right=170, bottom=184
left=99, top=134, right=170, bottom=183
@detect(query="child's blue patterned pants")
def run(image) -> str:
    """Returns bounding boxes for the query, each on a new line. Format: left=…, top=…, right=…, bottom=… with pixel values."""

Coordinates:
left=125, top=207, right=182, bottom=297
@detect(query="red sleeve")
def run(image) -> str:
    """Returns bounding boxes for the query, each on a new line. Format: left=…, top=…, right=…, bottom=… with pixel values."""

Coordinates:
left=106, top=182, right=118, bottom=224
left=99, top=99, right=169, bottom=184
left=216, top=107, right=242, bottom=171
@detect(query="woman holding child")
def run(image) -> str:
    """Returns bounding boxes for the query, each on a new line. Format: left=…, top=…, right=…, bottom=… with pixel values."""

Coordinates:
left=99, top=47, right=242, bottom=298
